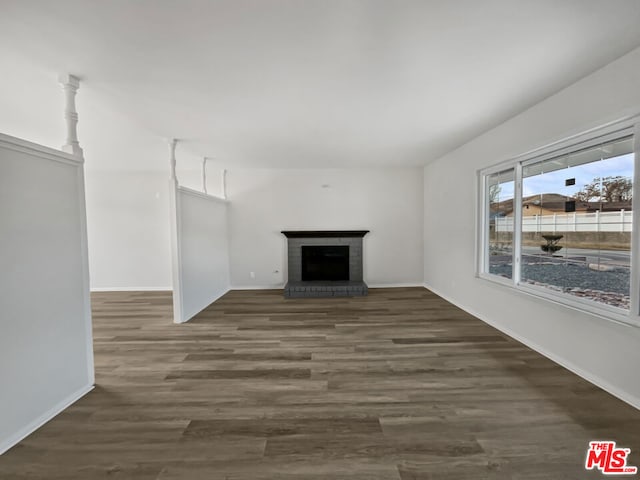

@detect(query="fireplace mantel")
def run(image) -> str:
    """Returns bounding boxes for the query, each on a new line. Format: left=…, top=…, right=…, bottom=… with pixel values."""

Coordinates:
left=281, top=230, right=369, bottom=238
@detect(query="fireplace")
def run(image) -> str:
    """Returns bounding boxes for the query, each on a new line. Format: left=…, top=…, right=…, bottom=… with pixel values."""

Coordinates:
left=281, top=230, right=369, bottom=298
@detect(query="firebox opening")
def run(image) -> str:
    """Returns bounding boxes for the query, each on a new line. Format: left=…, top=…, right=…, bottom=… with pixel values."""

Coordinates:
left=301, top=245, right=349, bottom=281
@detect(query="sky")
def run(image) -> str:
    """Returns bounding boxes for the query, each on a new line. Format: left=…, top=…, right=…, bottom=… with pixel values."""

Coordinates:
left=494, top=153, right=634, bottom=201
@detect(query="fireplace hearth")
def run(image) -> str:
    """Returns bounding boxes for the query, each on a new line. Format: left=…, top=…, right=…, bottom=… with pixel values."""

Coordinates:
left=282, top=230, right=369, bottom=298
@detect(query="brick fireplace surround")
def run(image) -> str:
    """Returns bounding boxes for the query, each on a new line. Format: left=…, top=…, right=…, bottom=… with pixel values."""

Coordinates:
left=282, top=230, right=369, bottom=298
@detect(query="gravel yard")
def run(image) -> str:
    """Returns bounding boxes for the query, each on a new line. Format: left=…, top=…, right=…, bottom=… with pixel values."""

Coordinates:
left=489, top=260, right=630, bottom=309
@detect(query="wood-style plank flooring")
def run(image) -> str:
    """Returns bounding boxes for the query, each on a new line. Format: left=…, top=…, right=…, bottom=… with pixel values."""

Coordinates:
left=1, top=287, right=640, bottom=479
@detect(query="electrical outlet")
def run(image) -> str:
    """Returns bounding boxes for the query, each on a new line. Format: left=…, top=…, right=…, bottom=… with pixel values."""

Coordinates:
left=250, top=271, right=255, bottom=279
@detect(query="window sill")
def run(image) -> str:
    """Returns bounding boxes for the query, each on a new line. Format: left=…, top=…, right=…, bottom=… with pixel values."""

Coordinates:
left=477, top=272, right=640, bottom=328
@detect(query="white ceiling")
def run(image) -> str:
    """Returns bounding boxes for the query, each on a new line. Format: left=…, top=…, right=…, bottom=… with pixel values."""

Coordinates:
left=2, top=0, right=640, bottom=168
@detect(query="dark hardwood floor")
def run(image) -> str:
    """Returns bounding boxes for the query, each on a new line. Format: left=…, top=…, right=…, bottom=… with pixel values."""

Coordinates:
left=1, top=287, right=639, bottom=479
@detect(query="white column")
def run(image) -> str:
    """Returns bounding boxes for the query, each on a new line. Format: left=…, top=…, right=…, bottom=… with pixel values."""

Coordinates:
left=58, top=74, right=83, bottom=157
left=168, top=137, right=183, bottom=323
left=621, top=209, right=625, bottom=232
left=168, top=138, right=178, bottom=184
left=202, top=157, right=208, bottom=194
left=221, top=168, right=227, bottom=199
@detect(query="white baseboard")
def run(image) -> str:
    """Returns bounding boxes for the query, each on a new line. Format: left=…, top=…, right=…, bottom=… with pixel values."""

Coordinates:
left=422, top=283, right=640, bottom=411
left=230, top=285, right=284, bottom=290
left=92, top=284, right=424, bottom=293
left=90, top=286, right=172, bottom=292
left=0, top=383, right=94, bottom=456
left=230, top=283, right=424, bottom=290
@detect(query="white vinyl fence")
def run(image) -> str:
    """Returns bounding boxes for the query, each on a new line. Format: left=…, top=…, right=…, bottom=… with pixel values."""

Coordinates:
left=495, top=210, right=632, bottom=233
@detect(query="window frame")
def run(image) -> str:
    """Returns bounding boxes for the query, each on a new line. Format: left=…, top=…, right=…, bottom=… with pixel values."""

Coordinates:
left=479, top=165, right=518, bottom=287
left=477, top=116, right=640, bottom=327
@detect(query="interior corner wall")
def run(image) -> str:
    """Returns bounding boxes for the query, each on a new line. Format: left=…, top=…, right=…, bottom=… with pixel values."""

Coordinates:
left=79, top=110, right=207, bottom=291
left=173, top=188, right=230, bottom=322
left=84, top=168, right=173, bottom=291
left=78, top=90, right=205, bottom=292
left=423, top=46, right=640, bottom=408
left=226, top=167, right=424, bottom=288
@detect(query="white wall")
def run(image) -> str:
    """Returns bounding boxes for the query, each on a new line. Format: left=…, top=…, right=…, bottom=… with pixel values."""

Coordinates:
left=85, top=170, right=173, bottom=290
left=0, top=134, right=94, bottom=454
left=72, top=109, right=223, bottom=292
left=173, top=187, right=230, bottom=322
left=424, top=46, right=640, bottom=408
left=227, top=168, right=424, bottom=288
left=79, top=96, right=208, bottom=291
